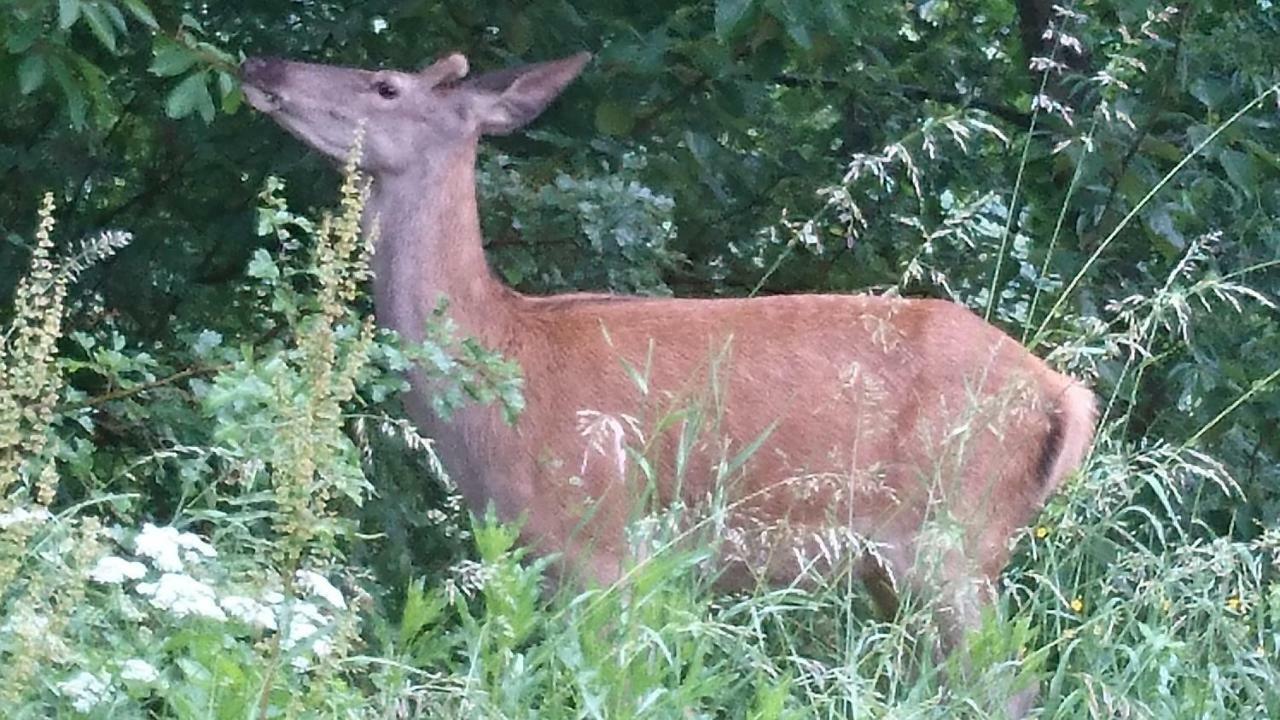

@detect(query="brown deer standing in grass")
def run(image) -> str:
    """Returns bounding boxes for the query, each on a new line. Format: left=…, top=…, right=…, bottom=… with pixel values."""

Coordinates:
left=241, top=51, right=1095, bottom=714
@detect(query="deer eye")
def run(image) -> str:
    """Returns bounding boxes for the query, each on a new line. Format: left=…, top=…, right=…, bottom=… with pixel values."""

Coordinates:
left=373, top=80, right=399, bottom=99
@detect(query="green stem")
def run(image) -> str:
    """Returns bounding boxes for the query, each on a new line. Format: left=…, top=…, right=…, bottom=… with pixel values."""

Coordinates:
left=1181, top=366, right=1280, bottom=451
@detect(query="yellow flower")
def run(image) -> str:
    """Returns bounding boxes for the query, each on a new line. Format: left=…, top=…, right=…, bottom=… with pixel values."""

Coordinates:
left=1035, top=526, right=1049, bottom=539
left=1070, top=597, right=1084, bottom=613
left=1227, top=596, right=1242, bottom=613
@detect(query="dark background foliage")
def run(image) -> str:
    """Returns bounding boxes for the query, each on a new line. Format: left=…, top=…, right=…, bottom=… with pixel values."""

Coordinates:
left=2, top=0, right=1277, bottom=562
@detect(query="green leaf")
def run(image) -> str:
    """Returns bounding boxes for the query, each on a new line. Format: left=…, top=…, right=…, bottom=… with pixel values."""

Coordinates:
left=121, top=0, right=158, bottom=29
left=165, top=71, right=211, bottom=120
left=1219, top=149, right=1258, bottom=193
left=47, top=55, right=87, bottom=128
left=216, top=69, right=235, bottom=98
left=246, top=249, right=280, bottom=281
left=594, top=101, right=635, bottom=136
left=1190, top=75, right=1231, bottom=110
left=5, top=21, right=42, bottom=53
left=58, top=0, right=82, bottom=29
left=195, top=76, right=216, bottom=122
left=81, top=4, right=119, bottom=53
left=1242, top=139, right=1280, bottom=174
left=768, top=0, right=813, bottom=48
left=104, top=1, right=129, bottom=33
left=819, top=0, right=851, bottom=34
left=217, top=71, right=243, bottom=113
left=150, top=45, right=198, bottom=77
left=1144, top=204, right=1185, bottom=253
left=17, top=54, right=47, bottom=95
left=179, top=13, right=205, bottom=32
left=714, top=0, right=756, bottom=41
left=72, top=54, right=111, bottom=127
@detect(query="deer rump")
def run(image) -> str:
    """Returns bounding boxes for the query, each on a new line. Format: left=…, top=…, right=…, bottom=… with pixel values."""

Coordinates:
left=240, top=50, right=1096, bottom=700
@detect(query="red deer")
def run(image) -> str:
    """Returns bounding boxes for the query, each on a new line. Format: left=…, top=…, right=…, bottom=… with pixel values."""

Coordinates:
left=241, top=51, right=1095, bottom=712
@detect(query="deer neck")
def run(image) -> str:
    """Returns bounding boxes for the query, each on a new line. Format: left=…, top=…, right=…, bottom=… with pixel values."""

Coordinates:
left=364, top=145, right=510, bottom=346
left=363, top=145, right=518, bottom=507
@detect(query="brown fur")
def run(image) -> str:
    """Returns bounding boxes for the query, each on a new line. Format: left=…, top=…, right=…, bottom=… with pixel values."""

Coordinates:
left=242, top=52, right=1097, bottom=713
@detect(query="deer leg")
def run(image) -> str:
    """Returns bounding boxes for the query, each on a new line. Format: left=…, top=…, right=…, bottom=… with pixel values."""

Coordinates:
left=933, top=568, right=1037, bottom=720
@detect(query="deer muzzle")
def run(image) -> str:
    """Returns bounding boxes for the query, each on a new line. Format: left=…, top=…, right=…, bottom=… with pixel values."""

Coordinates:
left=240, top=57, right=286, bottom=113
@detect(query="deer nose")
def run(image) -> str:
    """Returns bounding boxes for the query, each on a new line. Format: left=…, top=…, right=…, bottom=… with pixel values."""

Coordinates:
left=240, top=57, right=285, bottom=87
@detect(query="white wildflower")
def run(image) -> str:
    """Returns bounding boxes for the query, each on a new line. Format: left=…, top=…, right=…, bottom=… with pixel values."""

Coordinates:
left=0, top=607, right=47, bottom=636
left=119, top=659, right=159, bottom=684
left=134, top=523, right=217, bottom=572
left=1029, top=56, right=1066, bottom=73
left=281, top=602, right=328, bottom=648
left=0, top=506, right=52, bottom=529
left=282, top=602, right=335, bottom=672
left=192, top=329, right=223, bottom=356
left=136, top=573, right=226, bottom=621
left=118, top=594, right=145, bottom=622
left=1052, top=4, right=1087, bottom=21
left=88, top=555, right=147, bottom=584
left=1031, top=93, right=1076, bottom=126
left=57, top=672, right=111, bottom=713
left=221, top=595, right=277, bottom=630
left=295, top=570, right=346, bottom=609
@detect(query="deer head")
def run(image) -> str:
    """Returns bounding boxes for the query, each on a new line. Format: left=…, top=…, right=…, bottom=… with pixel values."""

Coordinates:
left=240, top=52, right=590, bottom=175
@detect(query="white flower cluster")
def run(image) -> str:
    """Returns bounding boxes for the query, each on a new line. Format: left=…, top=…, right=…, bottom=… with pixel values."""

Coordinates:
left=133, top=523, right=217, bottom=573
left=57, top=672, right=111, bottom=713
left=137, top=573, right=225, bottom=621
left=0, top=505, right=52, bottom=529
left=68, top=522, right=352, bottom=711
left=55, top=658, right=160, bottom=712
left=119, top=659, right=160, bottom=684
left=88, top=523, right=225, bottom=621
left=88, top=555, right=147, bottom=584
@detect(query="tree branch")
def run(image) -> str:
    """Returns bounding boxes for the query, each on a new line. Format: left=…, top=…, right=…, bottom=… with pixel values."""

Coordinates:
left=69, top=362, right=232, bottom=411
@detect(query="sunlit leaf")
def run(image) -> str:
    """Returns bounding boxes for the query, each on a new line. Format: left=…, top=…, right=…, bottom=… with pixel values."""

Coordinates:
left=81, top=4, right=119, bottom=53
left=766, top=0, right=812, bottom=48
left=17, top=54, right=47, bottom=95
left=121, top=0, right=159, bottom=29
left=150, top=45, right=198, bottom=77
left=104, top=1, right=130, bottom=33
left=714, top=0, right=757, bottom=41
left=58, top=0, right=82, bottom=29
left=165, top=71, right=212, bottom=121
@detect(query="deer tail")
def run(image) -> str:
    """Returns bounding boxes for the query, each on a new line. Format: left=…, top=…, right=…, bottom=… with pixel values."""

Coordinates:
left=1039, top=382, right=1097, bottom=494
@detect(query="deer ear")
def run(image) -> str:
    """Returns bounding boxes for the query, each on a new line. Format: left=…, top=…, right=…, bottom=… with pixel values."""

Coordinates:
left=468, top=52, right=590, bottom=135
left=420, top=53, right=470, bottom=86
